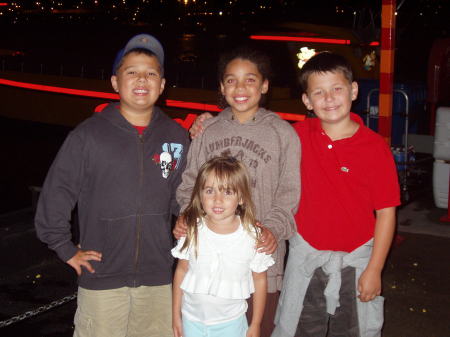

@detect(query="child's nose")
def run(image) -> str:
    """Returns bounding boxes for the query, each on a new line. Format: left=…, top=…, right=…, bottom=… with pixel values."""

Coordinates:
left=137, top=73, right=147, bottom=82
left=236, top=80, right=245, bottom=90
left=324, top=91, right=334, bottom=101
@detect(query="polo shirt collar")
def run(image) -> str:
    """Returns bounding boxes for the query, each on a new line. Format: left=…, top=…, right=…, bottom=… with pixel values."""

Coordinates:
left=311, top=112, right=364, bottom=138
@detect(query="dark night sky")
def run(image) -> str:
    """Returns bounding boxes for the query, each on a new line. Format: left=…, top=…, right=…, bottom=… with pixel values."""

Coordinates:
left=1, top=0, right=449, bottom=82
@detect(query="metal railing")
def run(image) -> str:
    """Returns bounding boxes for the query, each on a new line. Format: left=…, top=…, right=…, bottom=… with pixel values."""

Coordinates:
left=0, top=58, right=216, bottom=89
left=0, top=292, right=77, bottom=328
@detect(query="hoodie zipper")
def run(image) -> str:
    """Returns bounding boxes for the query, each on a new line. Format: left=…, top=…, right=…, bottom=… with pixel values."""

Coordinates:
left=134, top=133, right=145, bottom=286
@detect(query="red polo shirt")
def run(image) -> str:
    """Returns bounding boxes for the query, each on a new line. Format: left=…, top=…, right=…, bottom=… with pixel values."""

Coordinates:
left=294, top=114, right=400, bottom=252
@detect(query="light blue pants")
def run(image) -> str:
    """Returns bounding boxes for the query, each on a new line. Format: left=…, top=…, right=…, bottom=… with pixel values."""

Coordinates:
left=183, top=314, right=248, bottom=337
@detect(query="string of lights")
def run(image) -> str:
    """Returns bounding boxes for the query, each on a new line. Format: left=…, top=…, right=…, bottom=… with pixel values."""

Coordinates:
left=0, top=1, right=447, bottom=27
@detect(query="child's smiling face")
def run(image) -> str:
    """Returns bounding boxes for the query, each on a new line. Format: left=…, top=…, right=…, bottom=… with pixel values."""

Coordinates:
left=200, top=172, right=241, bottom=228
left=111, top=51, right=165, bottom=115
left=220, top=58, right=269, bottom=123
left=302, top=70, right=358, bottom=126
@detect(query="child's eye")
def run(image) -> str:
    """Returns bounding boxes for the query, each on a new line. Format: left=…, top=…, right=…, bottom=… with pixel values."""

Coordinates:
left=127, top=71, right=136, bottom=75
left=224, top=189, right=235, bottom=196
left=334, top=87, right=343, bottom=92
left=246, top=78, right=256, bottom=83
left=204, top=188, right=213, bottom=194
left=148, top=72, right=158, bottom=77
left=226, top=78, right=235, bottom=84
left=312, top=90, right=322, bottom=96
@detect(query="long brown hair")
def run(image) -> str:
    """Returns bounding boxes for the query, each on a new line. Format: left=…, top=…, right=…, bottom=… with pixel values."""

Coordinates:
left=181, top=156, right=259, bottom=255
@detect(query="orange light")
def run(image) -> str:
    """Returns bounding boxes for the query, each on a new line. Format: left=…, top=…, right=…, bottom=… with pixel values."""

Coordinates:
left=173, top=113, right=198, bottom=130
left=277, top=112, right=306, bottom=122
left=165, top=99, right=221, bottom=112
left=250, top=35, right=351, bottom=45
left=369, top=41, right=380, bottom=46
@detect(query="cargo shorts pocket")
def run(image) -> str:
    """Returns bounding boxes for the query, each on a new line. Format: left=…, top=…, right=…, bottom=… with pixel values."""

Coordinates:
left=74, top=308, right=93, bottom=337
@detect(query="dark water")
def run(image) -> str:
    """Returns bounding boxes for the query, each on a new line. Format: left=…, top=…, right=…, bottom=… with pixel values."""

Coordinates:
left=0, top=117, right=72, bottom=213
left=1, top=22, right=300, bottom=90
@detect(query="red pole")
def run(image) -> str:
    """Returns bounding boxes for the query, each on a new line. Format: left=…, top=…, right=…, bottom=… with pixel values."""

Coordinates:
left=379, top=0, right=396, bottom=145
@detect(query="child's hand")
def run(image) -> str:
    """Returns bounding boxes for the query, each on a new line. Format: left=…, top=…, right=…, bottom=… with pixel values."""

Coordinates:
left=189, top=112, right=213, bottom=139
left=172, top=314, right=183, bottom=337
left=66, top=249, right=102, bottom=276
left=255, top=222, right=277, bottom=254
left=173, top=216, right=188, bottom=239
left=357, top=267, right=382, bottom=302
left=246, top=323, right=261, bottom=337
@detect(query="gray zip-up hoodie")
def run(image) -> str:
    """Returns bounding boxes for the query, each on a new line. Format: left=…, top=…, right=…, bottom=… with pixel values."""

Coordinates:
left=176, top=107, right=301, bottom=292
left=35, top=103, right=190, bottom=290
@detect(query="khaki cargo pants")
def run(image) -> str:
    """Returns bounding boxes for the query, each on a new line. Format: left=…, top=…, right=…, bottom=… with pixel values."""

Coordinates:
left=74, top=284, right=172, bottom=337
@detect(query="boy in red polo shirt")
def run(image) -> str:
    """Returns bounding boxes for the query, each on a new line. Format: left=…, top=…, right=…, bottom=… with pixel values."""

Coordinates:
left=272, top=52, right=400, bottom=337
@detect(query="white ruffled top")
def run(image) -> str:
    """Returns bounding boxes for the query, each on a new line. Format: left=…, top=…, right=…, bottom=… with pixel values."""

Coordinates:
left=171, top=218, right=275, bottom=300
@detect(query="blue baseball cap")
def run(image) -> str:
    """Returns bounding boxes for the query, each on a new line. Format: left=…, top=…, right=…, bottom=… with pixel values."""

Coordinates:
left=112, top=34, right=165, bottom=75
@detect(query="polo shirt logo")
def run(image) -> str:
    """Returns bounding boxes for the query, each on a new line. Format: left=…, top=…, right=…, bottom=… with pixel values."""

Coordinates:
left=341, top=166, right=350, bottom=173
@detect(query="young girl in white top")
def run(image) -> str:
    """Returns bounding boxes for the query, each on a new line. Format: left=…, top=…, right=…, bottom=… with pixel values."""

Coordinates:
left=172, top=156, right=274, bottom=337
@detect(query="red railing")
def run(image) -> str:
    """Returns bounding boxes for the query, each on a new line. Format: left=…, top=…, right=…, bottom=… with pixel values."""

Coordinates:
left=0, top=77, right=306, bottom=129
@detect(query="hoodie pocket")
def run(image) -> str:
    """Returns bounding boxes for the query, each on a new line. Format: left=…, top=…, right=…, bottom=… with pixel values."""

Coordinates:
left=139, top=213, right=173, bottom=272
left=90, top=216, right=136, bottom=277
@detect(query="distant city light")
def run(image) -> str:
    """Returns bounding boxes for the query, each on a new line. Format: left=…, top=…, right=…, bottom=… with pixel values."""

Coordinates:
left=1, top=1, right=447, bottom=34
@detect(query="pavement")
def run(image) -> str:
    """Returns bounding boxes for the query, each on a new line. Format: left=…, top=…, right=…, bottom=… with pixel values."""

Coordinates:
left=397, top=194, right=450, bottom=238
left=0, top=182, right=449, bottom=337
left=382, top=192, right=450, bottom=337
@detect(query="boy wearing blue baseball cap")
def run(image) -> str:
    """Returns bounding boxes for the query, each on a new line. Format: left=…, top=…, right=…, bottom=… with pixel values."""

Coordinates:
left=35, top=34, right=190, bottom=337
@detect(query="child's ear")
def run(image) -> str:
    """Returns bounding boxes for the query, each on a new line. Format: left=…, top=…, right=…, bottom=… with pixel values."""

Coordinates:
left=159, top=78, right=166, bottom=94
left=111, top=75, right=119, bottom=92
left=220, top=82, right=225, bottom=96
left=301, top=93, right=313, bottom=110
left=351, top=81, right=358, bottom=101
left=238, top=195, right=243, bottom=205
left=261, top=79, right=269, bottom=94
